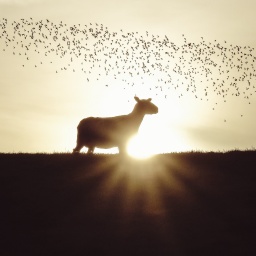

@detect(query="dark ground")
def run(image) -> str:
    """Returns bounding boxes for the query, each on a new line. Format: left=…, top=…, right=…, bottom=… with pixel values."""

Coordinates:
left=0, top=151, right=255, bottom=256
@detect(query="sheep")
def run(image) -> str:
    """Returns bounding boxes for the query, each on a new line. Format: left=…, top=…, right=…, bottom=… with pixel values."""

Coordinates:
left=73, top=96, right=158, bottom=154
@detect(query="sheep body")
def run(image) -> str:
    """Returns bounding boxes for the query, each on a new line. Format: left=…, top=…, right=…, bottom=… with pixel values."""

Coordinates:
left=73, top=97, right=158, bottom=154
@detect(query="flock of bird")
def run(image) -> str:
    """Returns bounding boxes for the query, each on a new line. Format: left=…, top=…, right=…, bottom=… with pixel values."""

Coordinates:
left=1, top=17, right=256, bottom=109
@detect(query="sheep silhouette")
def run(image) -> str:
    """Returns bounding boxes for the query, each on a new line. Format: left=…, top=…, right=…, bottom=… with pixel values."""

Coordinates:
left=73, top=96, right=158, bottom=154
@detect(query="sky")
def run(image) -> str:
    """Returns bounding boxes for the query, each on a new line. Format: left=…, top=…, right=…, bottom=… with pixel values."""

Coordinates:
left=1, top=0, right=256, bottom=154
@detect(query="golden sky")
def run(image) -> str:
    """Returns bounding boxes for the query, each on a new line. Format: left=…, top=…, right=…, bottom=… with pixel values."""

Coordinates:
left=1, top=0, right=256, bottom=153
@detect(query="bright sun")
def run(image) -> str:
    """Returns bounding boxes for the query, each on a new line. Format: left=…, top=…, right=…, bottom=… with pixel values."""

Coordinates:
left=126, top=120, right=164, bottom=159
left=127, top=134, right=155, bottom=159
left=126, top=116, right=192, bottom=158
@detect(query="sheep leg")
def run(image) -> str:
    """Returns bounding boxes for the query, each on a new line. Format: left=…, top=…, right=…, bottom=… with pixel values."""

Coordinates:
left=87, top=147, right=95, bottom=154
left=73, top=143, right=83, bottom=153
left=118, top=145, right=126, bottom=155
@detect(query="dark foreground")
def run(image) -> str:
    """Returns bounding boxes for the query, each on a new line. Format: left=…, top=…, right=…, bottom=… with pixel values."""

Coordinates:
left=0, top=152, right=255, bottom=256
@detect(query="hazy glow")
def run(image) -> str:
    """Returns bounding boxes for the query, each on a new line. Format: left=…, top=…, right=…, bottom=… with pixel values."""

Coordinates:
left=1, top=1, right=256, bottom=153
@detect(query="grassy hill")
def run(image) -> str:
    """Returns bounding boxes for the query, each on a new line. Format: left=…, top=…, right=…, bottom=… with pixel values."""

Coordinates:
left=0, top=152, right=255, bottom=256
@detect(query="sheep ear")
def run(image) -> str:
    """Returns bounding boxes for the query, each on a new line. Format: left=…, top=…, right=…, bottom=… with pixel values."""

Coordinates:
left=147, top=98, right=152, bottom=102
left=134, top=96, right=140, bottom=102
